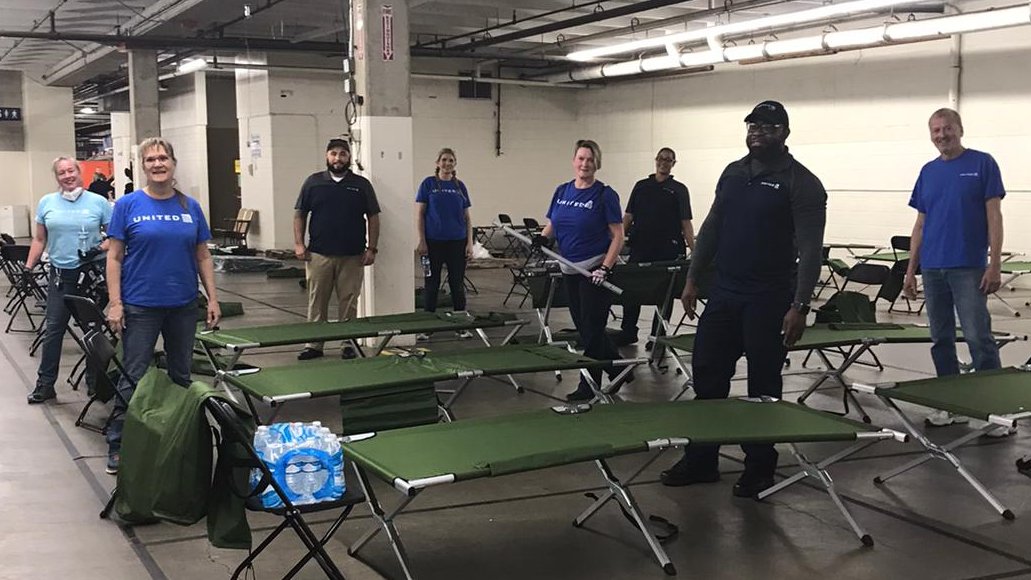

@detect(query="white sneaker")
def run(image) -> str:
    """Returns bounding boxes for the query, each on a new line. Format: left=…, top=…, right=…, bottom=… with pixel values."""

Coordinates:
left=970, top=419, right=1018, bottom=438
left=416, top=333, right=431, bottom=342
left=455, top=330, right=474, bottom=340
left=925, top=410, right=970, bottom=427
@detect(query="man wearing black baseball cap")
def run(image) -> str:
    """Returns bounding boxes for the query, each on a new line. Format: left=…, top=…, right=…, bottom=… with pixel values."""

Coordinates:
left=294, top=137, right=381, bottom=360
left=661, top=100, right=827, bottom=498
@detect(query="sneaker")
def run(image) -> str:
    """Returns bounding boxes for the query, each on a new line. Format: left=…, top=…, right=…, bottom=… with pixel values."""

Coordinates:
left=297, top=348, right=324, bottom=361
left=455, top=330, right=474, bottom=340
left=106, top=452, right=120, bottom=475
left=26, top=387, right=56, bottom=405
left=341, top=346, right=358, bottom=360
left=565, top=386, right=595, bottom=402
left=732, top=472, right=775, bottom=498
left=925, top=410, right=969, bottom=427
left=416, top=333, right=431, bottom=342
left=972, top=419, right=1018, bottom=438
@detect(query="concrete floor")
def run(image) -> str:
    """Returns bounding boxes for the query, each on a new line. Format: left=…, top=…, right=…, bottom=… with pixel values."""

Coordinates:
left=3, top=264, right=1031, bottom=580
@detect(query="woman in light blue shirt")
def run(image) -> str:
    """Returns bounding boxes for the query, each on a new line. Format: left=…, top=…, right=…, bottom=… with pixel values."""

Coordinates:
left=26, top=157, right=112, bottom=404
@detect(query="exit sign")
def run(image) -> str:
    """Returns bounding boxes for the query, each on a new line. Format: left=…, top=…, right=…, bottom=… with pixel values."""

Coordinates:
left=0, top=107, right=21, bottom=121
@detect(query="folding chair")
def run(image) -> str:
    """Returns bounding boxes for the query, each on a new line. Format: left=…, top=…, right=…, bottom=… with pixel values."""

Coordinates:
left=497, top=214, right=521, bottom=257
left=204, top=398, right=365, bottom=580
left=805, top=264, right=891, bottom=372
left=64, top=296, right=120, bottom=433
left=2, top=245, right=46, bottom=333
left=212, top=208, right=256, bottom=248
left=522, top=217, right=543, bottom=237
left=885, top=258, right=925, bottom=315
left=815, top=246, right=852, bottom=300
left=890, top=235, right=910, bottom=261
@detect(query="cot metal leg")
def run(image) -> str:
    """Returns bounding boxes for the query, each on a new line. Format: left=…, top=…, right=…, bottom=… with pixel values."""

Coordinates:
left=370, top=335, right=393, bottom=357
left=574, top=449, right=669, bottom=527
left=797, top=347, right=870, bottom=421
left=475, top=328, right=521, bottom=393
left=349, top=464, right=417, bottom=579
left=873, top=398, right=1014, bottom=519
left=665, top=347, right=694, bottom=401
left=582, top=459, right=676, bottom=575
left=440, top=377, right=474, bottom=413
left=759, top=439, right=879, bottom=500
left=778, top=444, right=873, bottom=545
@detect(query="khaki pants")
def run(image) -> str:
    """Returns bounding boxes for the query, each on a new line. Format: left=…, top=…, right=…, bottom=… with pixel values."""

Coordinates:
left=305, top=252, right=364, bottom=352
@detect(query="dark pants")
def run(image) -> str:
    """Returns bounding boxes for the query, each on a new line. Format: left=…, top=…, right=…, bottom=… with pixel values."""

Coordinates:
left=620, top=244, right=683, bottom=339
left=107, top=300, right=197, bottom=453
left=35, top=267, right=95, bottom=394
left=424, top=239, right=468, bottom=312
left=565, top=274, right=619, bottom=391
left=681, top=290, right=790, bottom=477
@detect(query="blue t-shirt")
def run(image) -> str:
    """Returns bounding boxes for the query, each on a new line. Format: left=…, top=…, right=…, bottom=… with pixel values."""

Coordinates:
left=416, top=176, right=471, bottom=241
left=546, top=180, right=622, bottom=262
left=909, top=149, right=1005, bottom=269
left=35, top=191, right=112, bottom=269
left=108, top=190, right=212, bottom=308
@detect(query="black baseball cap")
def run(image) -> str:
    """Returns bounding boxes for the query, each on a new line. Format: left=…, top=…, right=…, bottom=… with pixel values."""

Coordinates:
left=326, top=138, right=350, bottom=151
left=744, top=100, right=789, bottom=127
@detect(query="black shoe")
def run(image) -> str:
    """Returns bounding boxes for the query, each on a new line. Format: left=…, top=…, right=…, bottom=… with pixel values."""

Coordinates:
left=614, top=332, right=638, bottom=347
left=732, top=473, right=775, bottom=498
left=645, top=340, right=654, bottom=352
left=565, top=386, right=594, bottom=402
left=27, top=388, right=56, bottom=404
left=341, top=346, right=358, bottom=360
left=297, top=348, right=324, bottom=361
left=660, top=466, right=721, bottom=487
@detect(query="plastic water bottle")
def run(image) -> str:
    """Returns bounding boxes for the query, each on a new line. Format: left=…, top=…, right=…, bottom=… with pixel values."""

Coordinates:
left=323, top=434, right=346, bottom=497
left=77, top=224, right=90, bottom=254
left=421, top=255, right=432, bottom=278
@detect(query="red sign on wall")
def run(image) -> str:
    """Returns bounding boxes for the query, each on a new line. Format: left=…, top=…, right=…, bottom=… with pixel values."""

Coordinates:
left=382, top=5, right=394, bottom=61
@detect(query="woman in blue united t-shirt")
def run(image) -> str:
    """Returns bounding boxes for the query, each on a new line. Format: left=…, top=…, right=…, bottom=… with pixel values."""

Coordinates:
left=102, top=137, right=221, bottom=475
left=415, top=147, right=474, bottom=340
left=535, top=139, right=624, bottom=401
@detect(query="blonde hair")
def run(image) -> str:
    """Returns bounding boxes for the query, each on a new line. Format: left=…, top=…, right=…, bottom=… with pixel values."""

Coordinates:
left=51, top=156, right=81, bottom=176
left=574, top=139, right=602, bottom=170
left=434, top=147, right=457, bottom=177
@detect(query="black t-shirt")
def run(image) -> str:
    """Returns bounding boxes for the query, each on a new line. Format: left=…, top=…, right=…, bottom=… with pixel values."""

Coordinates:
left=88, top=178, right=114, bottom=197
left=295, top=170, right=381, bottom=256
left=625, top=174, right=692, bottom=257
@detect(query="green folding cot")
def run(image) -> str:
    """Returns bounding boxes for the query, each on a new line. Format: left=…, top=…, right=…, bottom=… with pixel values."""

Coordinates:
left=852, top=366, right=1031, bottom=519
left=994, top=261, right=1031, bottom=316
left=196, top=310, right=527, bottom=368
left=341, top=397, right=906, bottom=578
left=657, top=323, right=1022, bottom=420
left=216, top=344, right=638, bottom=423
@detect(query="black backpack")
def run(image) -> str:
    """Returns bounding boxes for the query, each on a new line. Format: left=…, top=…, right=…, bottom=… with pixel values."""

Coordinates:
left=816, top=290, right=877, bottom=324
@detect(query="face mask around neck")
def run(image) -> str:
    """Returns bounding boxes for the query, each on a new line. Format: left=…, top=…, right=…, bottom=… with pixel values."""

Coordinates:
left=61, top=187, right=84, bottom=202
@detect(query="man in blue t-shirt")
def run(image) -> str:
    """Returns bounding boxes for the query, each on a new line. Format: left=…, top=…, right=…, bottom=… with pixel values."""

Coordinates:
left=294, top=138, right=381, bottom=360
left=904, top=108, right=1008, bottom=433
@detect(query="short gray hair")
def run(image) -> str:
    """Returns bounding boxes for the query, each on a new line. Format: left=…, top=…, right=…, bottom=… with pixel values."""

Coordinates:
left=574, top=139, right=602, bottom=170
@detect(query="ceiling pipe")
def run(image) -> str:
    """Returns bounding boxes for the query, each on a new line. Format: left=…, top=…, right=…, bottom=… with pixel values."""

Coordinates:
left=414, top=0, right=608, bottom=48
left=411, top=72, right=589, bottom=88
left=447, top=0, right=709, bottom=52
left=0, top=30, right=346, bottom=53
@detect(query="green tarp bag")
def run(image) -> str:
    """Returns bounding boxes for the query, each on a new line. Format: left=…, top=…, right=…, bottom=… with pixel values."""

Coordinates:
left=115, top=368, right=252, bottom=548
left=816, top=290, right=877, bottom=324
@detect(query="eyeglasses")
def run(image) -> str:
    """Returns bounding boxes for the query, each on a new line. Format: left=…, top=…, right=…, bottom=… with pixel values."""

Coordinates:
left=655, top=156, right=675, bottom=163
left=746, top=122, right=784, bottom=134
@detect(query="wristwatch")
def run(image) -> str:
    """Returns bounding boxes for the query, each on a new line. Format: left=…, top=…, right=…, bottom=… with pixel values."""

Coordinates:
left=792, top=302, right=811, bottom=315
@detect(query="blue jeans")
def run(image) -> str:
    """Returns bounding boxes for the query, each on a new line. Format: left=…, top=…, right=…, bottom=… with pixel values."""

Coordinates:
left=922, top=267, right=1000, bottom=377
left=34, top=268, right=95, bottom=394
left=106, top=300, right=197, bottom=452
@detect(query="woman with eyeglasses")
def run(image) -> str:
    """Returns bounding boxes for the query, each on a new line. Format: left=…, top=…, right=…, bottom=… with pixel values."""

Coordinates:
left=415, top=147, right=474, bottom=340
left=25, top=157, right=112, bottom=405
left=103, top=137, right=221, bottom=475
left=533, top=139, right=625, bottom=401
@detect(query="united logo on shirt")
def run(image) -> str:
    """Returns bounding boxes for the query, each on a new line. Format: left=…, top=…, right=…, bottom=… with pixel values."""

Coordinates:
left=556, top=198, right=594, bottom=210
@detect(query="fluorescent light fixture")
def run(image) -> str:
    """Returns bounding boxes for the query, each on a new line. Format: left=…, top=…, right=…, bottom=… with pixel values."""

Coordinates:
left=886, top=5, right=1031, bottom=40
left=567, top=0, right=924, bottom=61
left=763, top=35, right=826, bottom=57
left=177, top=58, right=208, bottom=74
left=641, top=55, right=681, bottom=72
left=80, top=107, right=97, bottom=115
left=823, top=26, right=887, bottom=48
left=722, top=43, right=765, bottom=61
left=680, top=50, right=725, bottom=67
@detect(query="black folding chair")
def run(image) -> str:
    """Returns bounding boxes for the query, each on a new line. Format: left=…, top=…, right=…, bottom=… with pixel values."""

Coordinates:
left=2, top=245, right=46, bottom=333
left=890, top=235, right=911, bottom=260
left=204, top=398, right=365, bottom=580
left=64, top=296, right=121, bottom=433
left=497, top=214, right=522, bottom=257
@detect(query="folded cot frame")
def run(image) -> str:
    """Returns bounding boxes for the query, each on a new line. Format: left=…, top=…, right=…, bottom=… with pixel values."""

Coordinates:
left=341, top=398, right=906, bottom=579
left=853, top=365, right=1031, bottom=519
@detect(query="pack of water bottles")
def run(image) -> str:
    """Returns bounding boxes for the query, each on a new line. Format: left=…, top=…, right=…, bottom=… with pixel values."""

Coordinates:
left=250, top=422, right=345, bottom=508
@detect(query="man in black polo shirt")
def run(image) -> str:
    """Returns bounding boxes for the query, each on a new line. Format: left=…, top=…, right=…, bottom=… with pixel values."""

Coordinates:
left=661, top=101, right=827, bottom=498
left=618, top=147, right=694, bottom=347
left=294, top=138, right=381, bottom=360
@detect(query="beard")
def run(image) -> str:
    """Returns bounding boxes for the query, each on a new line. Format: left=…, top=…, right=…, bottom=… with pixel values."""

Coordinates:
left=326, top=160, right=349, bottom=174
